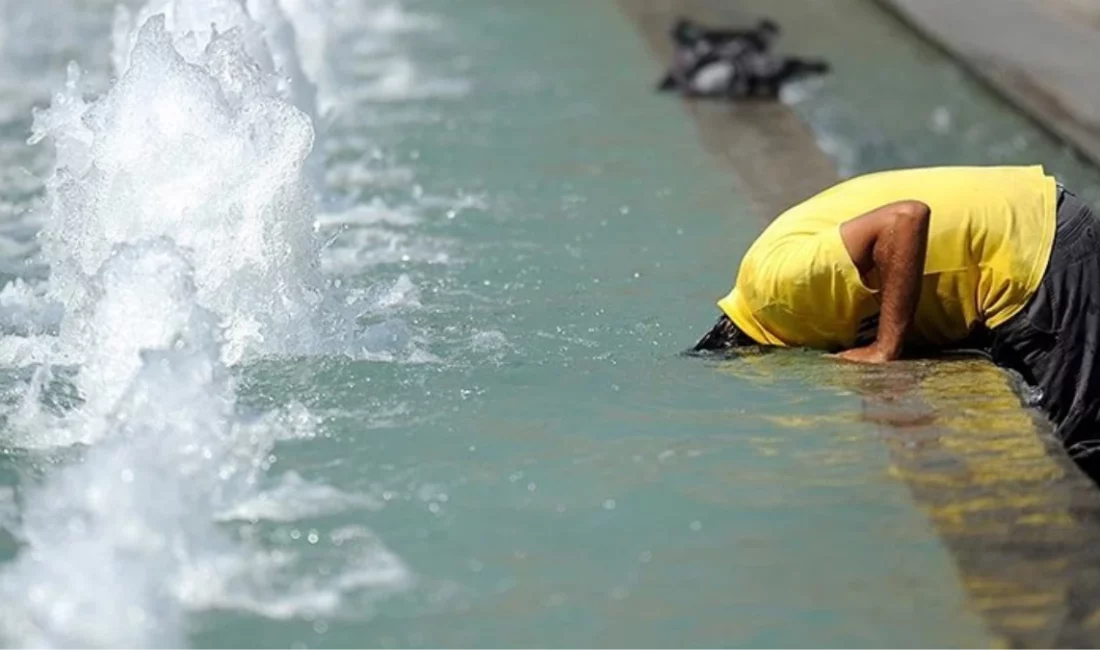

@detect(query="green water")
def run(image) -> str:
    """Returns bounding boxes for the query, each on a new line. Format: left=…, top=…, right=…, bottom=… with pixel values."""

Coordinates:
left=220, top=1, right=994, bottom=646
left=11, top=0, right=1100, bottom=646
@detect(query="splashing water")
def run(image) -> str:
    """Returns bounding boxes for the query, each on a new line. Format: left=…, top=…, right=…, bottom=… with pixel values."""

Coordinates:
left=0, top=1, right=410, bottom=646
left=39, top=14, right=323, bottom=367
left=111, top=0, right=321, bottom=124
left=1, top=245, right=407, bottom=646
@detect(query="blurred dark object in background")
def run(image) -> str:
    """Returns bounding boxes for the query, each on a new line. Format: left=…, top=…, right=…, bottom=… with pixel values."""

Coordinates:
left=657, top=16, right=829, bottom=100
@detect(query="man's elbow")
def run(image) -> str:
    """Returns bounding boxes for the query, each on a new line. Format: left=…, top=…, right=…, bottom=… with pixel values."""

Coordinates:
left=894, top=200, right=931, bottom=223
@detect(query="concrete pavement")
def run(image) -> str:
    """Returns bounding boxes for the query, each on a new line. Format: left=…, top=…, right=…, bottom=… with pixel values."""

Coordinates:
left=880, top=0, right=1100, bottom=167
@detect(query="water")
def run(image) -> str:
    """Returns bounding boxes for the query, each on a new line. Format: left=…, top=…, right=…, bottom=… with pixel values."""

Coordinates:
left=0, top=0, right=1098, bottom=647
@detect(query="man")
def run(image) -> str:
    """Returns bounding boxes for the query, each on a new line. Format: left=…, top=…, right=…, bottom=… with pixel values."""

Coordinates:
left=695, top=165, right=1100, bottom=462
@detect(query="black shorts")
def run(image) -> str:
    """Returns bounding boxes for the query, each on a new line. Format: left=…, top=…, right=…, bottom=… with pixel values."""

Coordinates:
left=990, top=188, right=1100, bottom=458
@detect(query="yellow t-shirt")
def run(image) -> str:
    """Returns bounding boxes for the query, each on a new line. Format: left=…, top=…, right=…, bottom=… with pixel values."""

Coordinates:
left=718, top=165, right=1057, bottom=350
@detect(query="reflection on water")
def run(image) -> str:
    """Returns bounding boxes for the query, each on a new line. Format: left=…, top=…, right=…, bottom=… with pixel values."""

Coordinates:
left=725, top=352, right=1100, bottom=647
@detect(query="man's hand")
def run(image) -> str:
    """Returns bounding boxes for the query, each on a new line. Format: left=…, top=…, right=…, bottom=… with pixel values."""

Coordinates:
left=833, top=344, right=896, bottom=364
left=838, top=200, right=931, bottom=363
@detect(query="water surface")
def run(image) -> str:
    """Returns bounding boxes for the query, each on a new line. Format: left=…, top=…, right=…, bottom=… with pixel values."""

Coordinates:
left=1, top=0, right=1098, bottom=647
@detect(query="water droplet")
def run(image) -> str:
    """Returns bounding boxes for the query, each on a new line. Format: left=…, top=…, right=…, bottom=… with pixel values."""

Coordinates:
left=603, top=499, right=617, bottom=510
left=527, top=482, right=537, bottom=492
left=690, top=520, right=702, bottom=532
left=307, top=530, right=319, bottom=544
left=290, top=528, right=301, bottom=540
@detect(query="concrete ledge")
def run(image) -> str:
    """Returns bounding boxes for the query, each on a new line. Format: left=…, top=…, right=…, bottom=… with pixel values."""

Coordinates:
left=879, top=0, right=1100, bottom=167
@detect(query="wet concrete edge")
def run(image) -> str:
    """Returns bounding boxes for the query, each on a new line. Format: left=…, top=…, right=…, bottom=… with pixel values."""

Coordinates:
left=614, top=1, right=1100, bottom=646
left=875, top=0, right=1100, bottom=170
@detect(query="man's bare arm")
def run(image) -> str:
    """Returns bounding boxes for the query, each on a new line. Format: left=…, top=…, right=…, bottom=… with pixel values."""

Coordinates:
left=835, top=200, right=931, bottom=363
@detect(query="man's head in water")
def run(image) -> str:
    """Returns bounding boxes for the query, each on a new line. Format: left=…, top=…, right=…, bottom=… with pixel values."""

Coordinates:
left=693, top=313, right=755, bottom=352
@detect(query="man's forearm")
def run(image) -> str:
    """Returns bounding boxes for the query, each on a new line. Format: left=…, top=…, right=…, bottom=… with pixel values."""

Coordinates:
left=871, top=202, right=930, bottom=358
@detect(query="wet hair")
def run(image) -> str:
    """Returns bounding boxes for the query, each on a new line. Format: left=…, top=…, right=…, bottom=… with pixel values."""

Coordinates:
left=692, top=313, right=755, bottom=352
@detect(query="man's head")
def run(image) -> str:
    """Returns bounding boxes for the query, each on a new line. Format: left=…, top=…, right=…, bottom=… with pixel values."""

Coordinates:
left=692, top=313, right=754, bottom=352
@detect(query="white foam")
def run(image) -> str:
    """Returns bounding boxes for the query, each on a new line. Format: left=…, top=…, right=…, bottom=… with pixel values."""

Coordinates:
left=317, top=198, right=421, bottom=229
left=176, top=536, right=410, bottom=620
left=274, top=0, right=334, bottom=88
left=216, top=471, right=382, bottom=523
left=1, top=265, right=236, bottom=647
left=38, top=15, right=335, bottom=366
left=1, top=250, right=410, bottom=644
left=0, top=280, right=62, bottom=337
left=0, top=1, right=413, bottom=644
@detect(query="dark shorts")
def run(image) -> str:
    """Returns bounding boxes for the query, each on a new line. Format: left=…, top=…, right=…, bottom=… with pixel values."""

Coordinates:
left=990, top=188, right=1100, bottom=458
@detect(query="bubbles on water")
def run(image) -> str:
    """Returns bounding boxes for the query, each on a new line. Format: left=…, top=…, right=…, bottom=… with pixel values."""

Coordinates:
left=470, top=330, right=508, bottom=352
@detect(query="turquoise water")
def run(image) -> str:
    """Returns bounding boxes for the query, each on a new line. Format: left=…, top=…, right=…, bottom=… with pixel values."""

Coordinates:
left=3, top=0, right=1098, bottom=647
